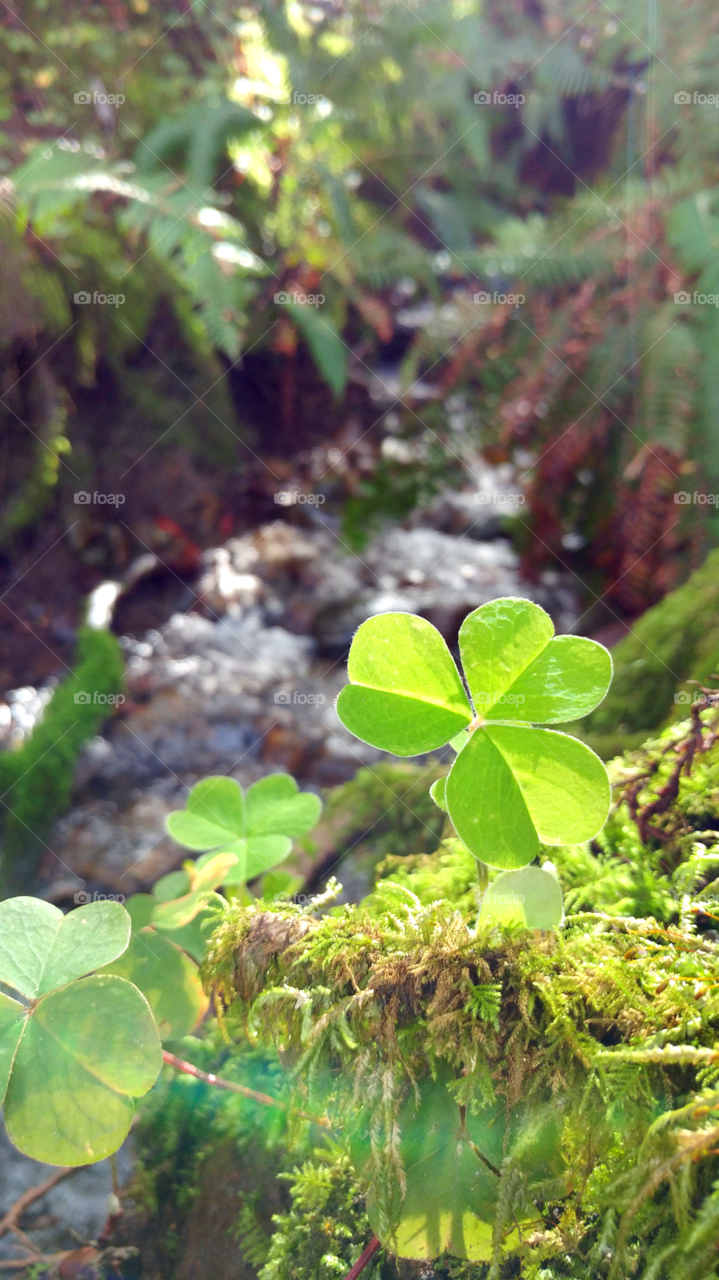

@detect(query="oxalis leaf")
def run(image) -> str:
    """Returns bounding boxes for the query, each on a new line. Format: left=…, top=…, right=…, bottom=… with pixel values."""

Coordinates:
left=0, top=898, right=161, bottom=1165
left=159, top=774, right=322, bottom=924
left=336, top=600, right=612, bottom=868
left=99, top=895, right=209, bottom=1041
left=352, top=1073, right=564, bottom=1261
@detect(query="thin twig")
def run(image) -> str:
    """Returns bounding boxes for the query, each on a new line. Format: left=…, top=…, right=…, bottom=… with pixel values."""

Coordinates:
left=0, top=1167, right=82, bottom=1241
left=343, top=1236, right=381, bottom=1280
left=162, top=1050, right=332, bottom=1127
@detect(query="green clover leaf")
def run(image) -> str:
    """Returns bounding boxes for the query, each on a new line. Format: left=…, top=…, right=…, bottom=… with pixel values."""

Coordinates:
left=336, top=600, right=612, bottom=869
left=157, top=774, right=322, bottom=925
left=100, top=895, right=209, bottom=1040
left=351, top=1071, right=563, bottom=1260
left=477, top=865, right=564, bottom=930
left=336, top=613, right=473, bottom=754
left=0, top=898, right=161, bottom=1165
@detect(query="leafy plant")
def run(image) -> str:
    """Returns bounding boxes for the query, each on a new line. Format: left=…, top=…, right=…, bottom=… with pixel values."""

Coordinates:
left=153, top=774, right=322, bottom=928
left=0, top=898, right=161, bottom=1165
left=336, top=598, right=612, bottom=887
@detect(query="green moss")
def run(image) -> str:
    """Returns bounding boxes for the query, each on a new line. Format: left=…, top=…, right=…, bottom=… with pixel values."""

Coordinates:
left=0, top=627, right=125, bottom=894
left=583, top=548, right=719, bottom=737
left=202, top=711, right=719, bottom=1278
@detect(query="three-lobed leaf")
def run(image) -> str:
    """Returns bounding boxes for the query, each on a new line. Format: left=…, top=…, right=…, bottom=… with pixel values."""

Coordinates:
left=160, top=773, right=322, bottom=922
left=353, top=1072, right=563, bottom=1260
left=0, top=898, right=161, bottom=1165
left=337, top=600, right=612, bottom=869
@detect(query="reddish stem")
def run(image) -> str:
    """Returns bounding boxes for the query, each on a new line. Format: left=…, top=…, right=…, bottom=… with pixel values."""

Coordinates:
left=344, top=1236, right=381, bottom=1280
left=161, top=1050, right=331, bottom=1127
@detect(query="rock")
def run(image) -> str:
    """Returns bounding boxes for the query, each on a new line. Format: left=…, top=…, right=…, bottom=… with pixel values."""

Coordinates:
left=0, top=1123, right=133, bottom=1266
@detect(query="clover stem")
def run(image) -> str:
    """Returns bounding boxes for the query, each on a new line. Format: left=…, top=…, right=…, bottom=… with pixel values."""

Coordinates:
left=476, top=860, right=489, bottom=895
left=161, top=1050, right=332, bottom=1127
left=342, top=1236, right=381, bottom=1279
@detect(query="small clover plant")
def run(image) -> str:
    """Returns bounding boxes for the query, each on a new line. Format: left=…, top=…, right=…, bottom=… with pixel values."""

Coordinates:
left=152, top=773, right=322, bottom=928
left=0, top=898, right=162, bottom=1165
left=337, top=598, right=612, bottom=921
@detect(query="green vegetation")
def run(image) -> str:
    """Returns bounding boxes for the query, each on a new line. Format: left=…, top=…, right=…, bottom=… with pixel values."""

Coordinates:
left=337, top=600, right=612, bottom=877
left=0, top=626, right=125, bottom=894
left=584, top=547, right=719, bottom=741
left=0, top=897, right=161, bottom=1165
left=5, top=0, right=719, bottom=606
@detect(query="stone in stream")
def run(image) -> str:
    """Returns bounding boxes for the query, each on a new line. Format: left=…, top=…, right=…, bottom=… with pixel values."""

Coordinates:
left=2, top=518, right=577, bottom=899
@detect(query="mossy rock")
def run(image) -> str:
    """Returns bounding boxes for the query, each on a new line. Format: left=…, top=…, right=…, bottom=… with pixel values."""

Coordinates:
left=204, top=710, right=719, bottom=1276
left=582, top=547, right=719, bottom=739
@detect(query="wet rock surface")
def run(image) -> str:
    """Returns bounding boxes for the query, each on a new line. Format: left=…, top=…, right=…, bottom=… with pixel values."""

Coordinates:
left=2, top=510, right=578, bottom=899
left=0, top=1123, right=133, bottom=1266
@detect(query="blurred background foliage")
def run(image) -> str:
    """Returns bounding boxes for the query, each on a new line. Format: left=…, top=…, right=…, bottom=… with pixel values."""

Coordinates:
left=2, top=0, right=719, bottom=631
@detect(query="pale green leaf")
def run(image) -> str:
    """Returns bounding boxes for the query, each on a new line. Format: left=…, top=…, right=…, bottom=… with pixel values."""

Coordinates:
left=4, top=975, right=161, bottom=1165
left=459, top=602, right=610, bottom=723
left=489, top=635, right=612, bottom=724
left=246, top=774, right=322, bottom=837
left=152, top=852, right=236, bottom=929
left=0, top=899, right=131, bottom=998
left=153, top=870, right=191, bottom=902
left=478, top=866, right=564, bottom=930
left=459, top=599, right=554, bottom=715
left=0, top=993, right=25, bottom=1109
left=486, top=726, right=610, bottom=845
left=358, top=1075, right=547, bottom=1260
left=336, top=613, right=471, bottom=754
left=429, top=776, right=448, bottom=812
left=100, top=930, right=208, bottom=1041
left=446, top=728, right=538, bottom=868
